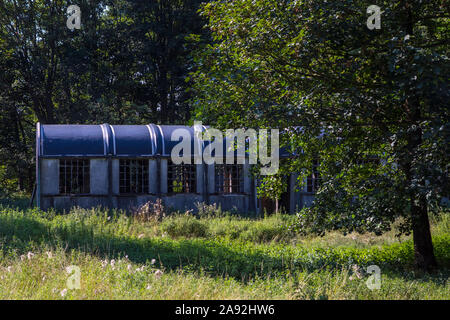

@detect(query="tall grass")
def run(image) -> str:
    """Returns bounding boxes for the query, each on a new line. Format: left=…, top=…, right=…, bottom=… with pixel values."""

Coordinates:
left=0, top=202, right=448, bottom=300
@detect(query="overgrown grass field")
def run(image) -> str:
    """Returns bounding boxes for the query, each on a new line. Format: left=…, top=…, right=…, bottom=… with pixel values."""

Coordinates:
left=0, top=198, right=448, bottom=299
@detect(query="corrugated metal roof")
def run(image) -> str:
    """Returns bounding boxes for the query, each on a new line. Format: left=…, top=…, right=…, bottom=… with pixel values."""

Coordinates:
left=37, top=123, right=291, bottom=158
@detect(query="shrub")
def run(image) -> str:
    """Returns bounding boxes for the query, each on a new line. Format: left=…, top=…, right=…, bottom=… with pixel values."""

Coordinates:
left=134, top=199, right=165, bottom=222
left=160, top=215, right=209, bottom=238
left=195, top=202, right=224, bottom=218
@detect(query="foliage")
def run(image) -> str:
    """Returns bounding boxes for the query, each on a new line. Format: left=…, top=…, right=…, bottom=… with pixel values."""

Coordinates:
left=0, top=0, right=211, bottom=191
left=0, top=205, right=448, bottom=299
left=134, top=199, right=166, bottom=222
left=192, top=0, right=449, bottom=270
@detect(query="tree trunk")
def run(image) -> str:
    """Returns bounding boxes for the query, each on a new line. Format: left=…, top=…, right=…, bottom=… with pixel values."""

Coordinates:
left=411, top=195, right=437, bottom=272
left=402, top=123, right=437, bottom=272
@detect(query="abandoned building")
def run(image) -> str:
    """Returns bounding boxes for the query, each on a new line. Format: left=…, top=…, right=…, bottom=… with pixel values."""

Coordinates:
left=36, top=123, right=319, bottom=214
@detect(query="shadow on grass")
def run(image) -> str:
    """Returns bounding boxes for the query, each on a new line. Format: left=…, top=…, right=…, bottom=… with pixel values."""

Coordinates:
left=0, top=210, right=448, bottom=282
left=0, top=212, right=295, bottom=280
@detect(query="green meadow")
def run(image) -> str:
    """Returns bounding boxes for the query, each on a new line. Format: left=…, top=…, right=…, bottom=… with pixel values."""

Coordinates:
left=0, top=197, right=448, bottom=299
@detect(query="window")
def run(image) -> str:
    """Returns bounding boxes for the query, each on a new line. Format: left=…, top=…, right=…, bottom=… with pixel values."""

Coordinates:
left=307, top=160, right=321, bottom=193
left=215, top=164, right=244, bottom=193
left=119, top=159, right=149, bottom=194
left=167, top=160, right=196, bottom=193
left=59, top=159, right=90, bottom=194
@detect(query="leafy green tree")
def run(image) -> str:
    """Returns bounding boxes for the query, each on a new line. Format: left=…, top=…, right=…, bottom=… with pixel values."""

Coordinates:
left=0, top=0, right=210, bottom=191
left=192, top=0, right=449, bottom=271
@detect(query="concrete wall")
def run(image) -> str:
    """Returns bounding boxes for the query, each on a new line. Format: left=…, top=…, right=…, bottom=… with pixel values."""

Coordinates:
left=41, top=159, right=59, bottom=195
left=196, top=164, right=204, bottom=194
left=209, top=194, right=249, bottom=213
left=40, top=157, right=258, bottom=214
left=289, top=175, right=315, bottom=212
left=160, top=158, right=168, bottom=194
left=149, top=159, right=158, bottom=194
left=90, top=159, right=108, bottom=195
left=207, top=164, right=214, bottom=194
left=112, top=159, right=119, bottom=195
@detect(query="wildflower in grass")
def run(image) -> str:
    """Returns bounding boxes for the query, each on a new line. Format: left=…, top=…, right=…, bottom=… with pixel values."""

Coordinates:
left=46, top=251, right=53, bottom=259
left=138, top=234, right=144, bottom=239
left=352, top=265, right=362, bottom=279
left=7, top=266, right=12, bottom=273
left=154, top=270, right=163, bottom=279
left=151, top=259, right=156, bottom=265
left=60, top=289, right=68, bottom=297
left=146, top=284, right=152, bottom=290
left=27, top=252, right=35, bottom=260
left=110, top=259, right=116, bottom=269
left=136, top=266, right=145, bottom=272
left=20, top=255, right=25, bottom=261
left=127, top=264, right=132, bottom=272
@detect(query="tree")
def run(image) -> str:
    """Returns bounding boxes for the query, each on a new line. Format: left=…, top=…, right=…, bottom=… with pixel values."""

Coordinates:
left=192, top=0, right=449, bottom=271
left=0, top=0, right=211, bottom=192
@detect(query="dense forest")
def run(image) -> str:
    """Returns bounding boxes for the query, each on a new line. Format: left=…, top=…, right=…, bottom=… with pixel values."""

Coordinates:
left=0, top=0, right=210, bottom=193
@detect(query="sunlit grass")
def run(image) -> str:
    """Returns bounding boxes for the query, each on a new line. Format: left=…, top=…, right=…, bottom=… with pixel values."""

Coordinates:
left=0, top=200, right=448, bottom=300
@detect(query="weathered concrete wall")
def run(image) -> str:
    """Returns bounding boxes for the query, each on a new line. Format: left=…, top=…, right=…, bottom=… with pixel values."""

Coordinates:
left=209, top=194, right=250, bottom=213
left=44, top=192, right=254, bottom=213
left=90, top=159, right=108, bottom=195
left=149, top=159, right=158, bottom=194
left=112, top=159, right=119, bottom=195
left=45, top=195, right=110, bottom=212
left=41, top=197, right=53, bottom=210
left=207, top=164, right=215, bottom=194
left=243, top=163, right=251, bottom=194
left=286, top=176, right=316, bottom=212
left=40, top=158, right=259, bottom=214
left=163, top=194, right=204, bottom=212
left=41, top=159, right=59, bottom=195
left=289, top=173, right=299, bottom=214
left=196, top=164, right=204, bottom=194
left=160, top=159, right=168, bottom=194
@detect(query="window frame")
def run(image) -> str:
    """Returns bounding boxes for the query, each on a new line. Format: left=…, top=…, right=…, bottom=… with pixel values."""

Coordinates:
left=167, top=159, right=197, bottom=194
left=119, top=159, right=149, bottom=195
left=215, top=164, right=244, bottom=194
left=59, top=159, right=90, bottom=195
left=306, top=159, right=321, bottom=194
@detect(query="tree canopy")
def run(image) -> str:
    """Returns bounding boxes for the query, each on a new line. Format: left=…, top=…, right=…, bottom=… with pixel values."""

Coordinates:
left=0, top=0, right=210, bottom=192
left=191, top=0, right=449, bottom=271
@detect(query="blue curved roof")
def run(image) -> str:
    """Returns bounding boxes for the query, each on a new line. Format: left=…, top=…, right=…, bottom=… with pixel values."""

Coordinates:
left=37, top=123, right=290, bottom=158
left=37, top=123, right=209, bottom=157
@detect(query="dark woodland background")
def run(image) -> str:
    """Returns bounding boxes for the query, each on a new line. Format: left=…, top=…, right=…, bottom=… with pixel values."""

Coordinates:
left=0, top=0, right=210, bottom=193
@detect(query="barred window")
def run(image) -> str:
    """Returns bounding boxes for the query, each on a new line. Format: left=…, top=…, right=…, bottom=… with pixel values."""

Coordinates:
left=59, top=159, right=90, bottom=194
left=167, top=160, right=196, bottom=193
left=307, top=160, right=321, bottom=193
left=119, top=159, right=149, bottom=194
left=215, top=164, right=244, bottom=194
